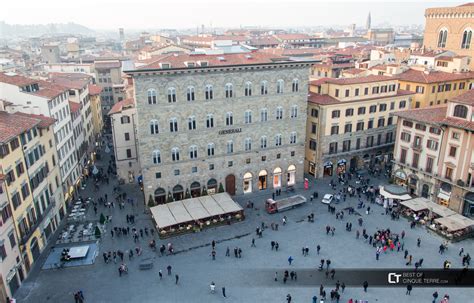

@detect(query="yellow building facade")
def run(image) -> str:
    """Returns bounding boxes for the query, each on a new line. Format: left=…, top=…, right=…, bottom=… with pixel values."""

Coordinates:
left=397, top=68, right=474, bottom=108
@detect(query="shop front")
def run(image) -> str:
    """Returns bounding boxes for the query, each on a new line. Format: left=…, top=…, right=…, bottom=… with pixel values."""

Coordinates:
left=393, top=169, right=407, bottom=186
left=463, top=192, right=474, bottom=218
left=258, top=170, right=268, bottom=190
left=336, top=159, right=347, bottom=175
left=308, top=161, right=316, bottom=176
left=408, top=174, right=418, bottom=195
left=437, top=182, right=452, bottom=207
left=190, top=182, right=201, bottom=197
left=323, top=161, right=333, bottom=177
left=207, top=179, right=218, bottom=194
left=287, top=165, right=296, bottom=186
left=243, top=172, right=253, bottom=194
left=273, top=167, right=282, bottom=189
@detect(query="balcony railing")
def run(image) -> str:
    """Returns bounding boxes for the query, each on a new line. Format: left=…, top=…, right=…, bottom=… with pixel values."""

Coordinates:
left=19, top=200, right=55, bottom=246
left=412, top=143, right=422, bottom=151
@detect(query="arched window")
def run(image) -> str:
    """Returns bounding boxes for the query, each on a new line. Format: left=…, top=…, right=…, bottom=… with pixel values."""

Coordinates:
left=205, top=85, right=213, bottom=100
left=188, top=116, right=196, bottom=130
left=167, top=87, right=176, bottom=103
left=187, top=86, right=195, bottom=101
left=152, top=150, right=161, bottom=164
left=438, top=29, right=448, bottom=48
left=206, top=114, right=214, bottom=128
left=226, top=112, right=233, bottom=126
left=260, top=136, right=267, bottom=149
left=290, top=132, right=297, bottom=144
left=150, top=119, right=159, bottom=134
left=245, top=81, right=252, bottom=96
left=277, top=79, right=284, bottom=94
left=226, top=140, right=234, bottom=154
left=261, top=81, right=268, bottom=95
left=276, top=106, right=283, bottom=120
left=461, top=29, right=472, bottom=49
left=244, top=110, right=252, bottom=124
left=147, top=89, right=157, bottom=104
left=225, top=83, right=233, bottom=98
left=275, top=134, right=282, bottom=146
left=260, top=108, right=268, bottom=122
left=292, top=79, right=299, bottom=92
left=453, top=104, right=468, bottom=118
left=169, top=117, right=178, bottom=132
left=244, top=137, right=252, bottom=151
left=171, top=147, right=180, bottom=161
left=290, top=105, right=298, bottom=118
left=207, top=143, right=215, bottom=156
left=189, top=145, right=198, bottom=159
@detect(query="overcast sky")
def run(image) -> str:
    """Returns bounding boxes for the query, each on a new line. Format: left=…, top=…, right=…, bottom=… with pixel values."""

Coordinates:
left=0, top=0, right=466, bottom=30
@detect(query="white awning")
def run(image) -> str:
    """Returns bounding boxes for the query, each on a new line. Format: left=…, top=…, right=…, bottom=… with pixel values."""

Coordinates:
left=379, top=186, right=412, bottom=201
left=437, top=191, right=450, bottom=201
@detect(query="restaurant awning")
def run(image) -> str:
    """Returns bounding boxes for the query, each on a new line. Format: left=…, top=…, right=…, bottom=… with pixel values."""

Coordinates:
left=434, top=214, right=474, bottom=232
left=400, top=198, right=430, bottom=212
left=437, top=191, right=450, bottom=201
left=379, top=186, right=412, bottom=201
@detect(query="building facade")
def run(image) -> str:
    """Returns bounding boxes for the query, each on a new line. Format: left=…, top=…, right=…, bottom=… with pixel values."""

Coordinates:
left=94, top=60, right=124, bottom=123
left=109, top=98, right=140, bottom=183
left=127, top=52, right=314, bottom=203
left=398, top=68, right=474, bottom=108
left=305, top=75, right=415, bottom=178
left=423, top=3, right=474, bottom=69
left=88, top=84, right=104, bottom=141
left=392, top=89, right=474, bottom=217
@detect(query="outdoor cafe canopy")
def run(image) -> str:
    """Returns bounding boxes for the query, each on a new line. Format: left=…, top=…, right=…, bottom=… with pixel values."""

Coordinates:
left=434, top=214, right=474, bottom=232
left=379, top=185, right=412, bottom=201
left=400, top=197, right=458, bottom=217
left=150, top=192, right=243, bottom=230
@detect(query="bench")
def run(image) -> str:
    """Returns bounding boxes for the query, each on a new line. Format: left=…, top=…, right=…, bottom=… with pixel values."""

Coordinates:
left=139, top=258, right=154, bottom=270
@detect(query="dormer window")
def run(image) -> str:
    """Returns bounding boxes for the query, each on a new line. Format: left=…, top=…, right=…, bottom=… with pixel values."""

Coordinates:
left=160, top=63, right=171, bottom=69
left=453, top=104, right=468, bottom=119
left=185, top=62, right=195, bottom=68
left=199, top=61, right=209, bottom=67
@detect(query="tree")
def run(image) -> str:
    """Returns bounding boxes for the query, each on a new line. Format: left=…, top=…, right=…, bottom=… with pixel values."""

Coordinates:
left=202, top=186, right=208, bottom=196
left=99, top=213, right=106, bottom=225
left=185, top=188, right=191, bottom=199
left=218, top=183, right=225, bottom=193
left=148, top=195, right=155, bottom=207
left=95, top=226, right=101, bottom=239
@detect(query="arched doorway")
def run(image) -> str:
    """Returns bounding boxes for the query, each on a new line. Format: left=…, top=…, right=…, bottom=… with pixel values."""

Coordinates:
left=207, top=179, right=217, bottom=194
left=323, top=161, right=333, bottom=177
left=243, top=172, right=253, bottom=193
left=225, top=174, right=236, bottom=195
left=172, top=185, right=184, bottom=201
left=350, top=156, right=358, bottom=172
left=337, top=159, right=347, bottom=175
left=273, top=167, right=282, bottom=189
left=421, top=184, right=430, bottom=198
left=154, top=187, right=166, bottom=204
left=287, top=165, right=296, bottom=186
left=258, top=170, right=268, bottom=190
left=190, top=182, right=201, bottom=197
left=30, top=237, right=40, bottom=262
left=463, top=192, right=474, bottom=217
left=408, top=174, right=418, bottom=195
left=393, top=170, right=407, bottom=186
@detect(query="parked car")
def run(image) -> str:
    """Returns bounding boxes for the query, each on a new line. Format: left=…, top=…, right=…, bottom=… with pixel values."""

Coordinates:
left=321, top=194, right=334, bottom=205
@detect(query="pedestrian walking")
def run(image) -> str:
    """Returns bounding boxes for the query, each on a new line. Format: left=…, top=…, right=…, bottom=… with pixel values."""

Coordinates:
left=406, top=284, right=412, bottom=295
left=317, top=245, right=321, bottom=255
left=222, top=287, right=226, bottom=298
left=341, top=282, right=345, bottom=293
left=363, top=280, right=368, bottom=292
left=251, top=238, right=256, bottom=247
left=175, top=274, right=179, bottom=284
left=159, top=270, right=163, bottom=279
left=417, top=238, right=421, bottom=247
left=274, top=271, right=278, bottom=282
left=225, top=247, right=230, bottom=257
left=286, top=294, right=292, bottom=303
left=288, top=256, right=294, bottom=265
left=167, top=265, right=172, bottom=275
left=432, top=291, right=439, bottom=303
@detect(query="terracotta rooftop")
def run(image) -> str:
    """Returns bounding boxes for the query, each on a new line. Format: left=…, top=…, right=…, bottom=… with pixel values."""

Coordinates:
left=440, top=117, right=474, bottom=131
left=398, top=69, right=474, bottom=83
left=15, top=112, right=55, bottom=128
left=308, top=89, right=414, bottom=106
left=94, top=60, right=121, bottom=69
left=311, top=75, right=396, bottom=86
left=274, top=34, right=311, bottom=41
left=391, top=106, right=448, bottom=124
left=69, top=101, right=81, bottom=114
left=450, top=89, right=474, bottom=106
left=108, top=98, right=135, bottom=115
left=0, top=73, right=67, bottom=100
left=343, top=68, right=366, bottom=75
left=0, top=72, right=37, bottom=86
left=49, top=73, right=91, bottom=90
left=0, top=111, right=40, bottom=143
left=88, top=84, right=102, bottom=95
left=133, top=52, right=309, bottom=71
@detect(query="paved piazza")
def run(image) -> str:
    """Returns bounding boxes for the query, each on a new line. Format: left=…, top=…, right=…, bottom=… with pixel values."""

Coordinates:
left=15, top=154, right=474, bottom=303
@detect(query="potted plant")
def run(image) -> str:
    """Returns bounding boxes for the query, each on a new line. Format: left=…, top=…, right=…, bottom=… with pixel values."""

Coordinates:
left=147, top=195, right=155, bottom=207
left=99, top=213, right=106, bottom=225
left=94, top=226, right=101, bottom=239
left=218, top=183, right=225, bottom=193
left=202, top=186, right=208, bottom=196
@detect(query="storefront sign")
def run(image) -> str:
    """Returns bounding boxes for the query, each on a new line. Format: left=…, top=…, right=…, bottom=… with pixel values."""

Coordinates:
left=218, top=128, right=242, bottom=135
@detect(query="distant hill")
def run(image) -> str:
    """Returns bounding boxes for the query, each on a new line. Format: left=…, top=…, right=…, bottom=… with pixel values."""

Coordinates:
left=0, top=21, right=95, bottom=38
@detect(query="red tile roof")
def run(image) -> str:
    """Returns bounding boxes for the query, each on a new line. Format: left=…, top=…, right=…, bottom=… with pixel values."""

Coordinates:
left=88, top=84, right=102, bottom=95
left=0, top=72, right=37, bottom=86
left=391, top=106, right=448, bottom=124
left=69, top=101, right=81, bottom=114
left=0, top=111, right=40, bottom=143
left=0, top=73, right=67, bottom=100
left=135, top=52, right=297, bottom=71
left=274, top=34, right=311, bottom=41
left=15, top=112, right=55, bottom=128
left=108, top=98, right=135, bottom=115
left=312, top=75, right=396, bottom=86
left=308, top=89, right=415, bottom=106
left=343, top=68, right=366, bottom=75
left=398, top=69, right=474, bottom=83
left=49, top=73, right=92, bottom=90
left=94, top=60, right=121, bottom=69
left=450, top=89, right=474, bottom=106
left=440, top=117, right=474, bottom=131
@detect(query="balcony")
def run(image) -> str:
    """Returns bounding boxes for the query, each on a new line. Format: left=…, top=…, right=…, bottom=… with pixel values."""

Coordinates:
left=412, top=143, right=422, bottom=151
left=19, top=200, right=55, bottom=246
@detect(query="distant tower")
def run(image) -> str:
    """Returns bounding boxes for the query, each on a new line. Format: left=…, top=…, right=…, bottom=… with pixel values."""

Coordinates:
left=119, top=28, right=125, bottom=41
left=366, top=12, right=371, bottom=30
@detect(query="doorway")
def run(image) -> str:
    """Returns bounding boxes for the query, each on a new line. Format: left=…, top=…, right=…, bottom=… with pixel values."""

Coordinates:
left=225, top=175, right=236, bottom=195
left=258, top=170, right=268, bottom=190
